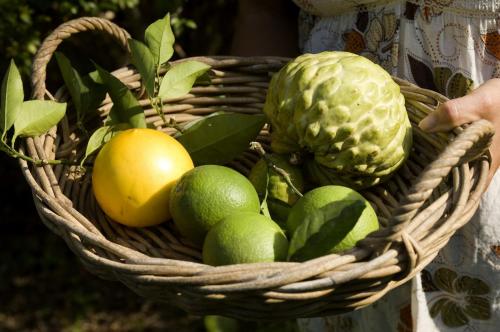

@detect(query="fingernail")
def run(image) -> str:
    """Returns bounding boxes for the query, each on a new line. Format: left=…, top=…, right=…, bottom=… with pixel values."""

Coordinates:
left=419, top=115, right=437, bottom=132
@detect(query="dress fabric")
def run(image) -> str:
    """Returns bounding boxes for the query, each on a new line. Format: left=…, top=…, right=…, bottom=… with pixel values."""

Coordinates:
left=292, top=1, right=500, bottom=331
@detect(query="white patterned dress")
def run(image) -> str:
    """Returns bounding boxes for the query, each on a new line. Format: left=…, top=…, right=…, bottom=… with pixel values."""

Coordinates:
left=292, top=1, right=500, bottom=331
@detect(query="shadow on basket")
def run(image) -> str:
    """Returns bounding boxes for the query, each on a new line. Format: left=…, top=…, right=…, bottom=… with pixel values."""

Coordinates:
left=0, top=15, right=494, bottom=320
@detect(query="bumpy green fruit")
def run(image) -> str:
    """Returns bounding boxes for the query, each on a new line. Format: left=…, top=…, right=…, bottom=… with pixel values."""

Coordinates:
left=248, top=154, right=305, bottom=226
left=264, top=51, right=412, bottom=189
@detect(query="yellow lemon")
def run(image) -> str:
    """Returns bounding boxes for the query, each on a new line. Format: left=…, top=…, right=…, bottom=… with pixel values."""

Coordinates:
left=92, top=128, right=194, bottom=227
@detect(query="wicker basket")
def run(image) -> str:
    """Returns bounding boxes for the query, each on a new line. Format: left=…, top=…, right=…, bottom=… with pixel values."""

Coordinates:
left=22, top=17, right=494, bottom=320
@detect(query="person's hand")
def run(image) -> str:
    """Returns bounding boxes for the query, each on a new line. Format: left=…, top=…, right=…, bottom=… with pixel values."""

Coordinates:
left=418, top=78, right=500, bottom=187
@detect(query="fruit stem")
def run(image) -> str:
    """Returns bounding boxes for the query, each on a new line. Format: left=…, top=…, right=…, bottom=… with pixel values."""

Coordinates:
left=249, top=141, right=303, bottom=198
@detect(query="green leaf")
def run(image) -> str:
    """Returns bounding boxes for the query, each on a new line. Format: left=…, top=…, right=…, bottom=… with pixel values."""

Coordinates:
left=1, top=59, right=24, bottom=138
left=13, top=100, right=66, bottom=141
left=129, top=39, right=156, bottom=97
left=176, top=113, right=266, bottom=165
left=88, top=69, right=103, bottom=84
left=94, top=63, right=146, bottom=129
left=158, top=60, right=210, bottom=100
left=174, top=111, right=225, bottom=135
left=55, top=53, right=83, bottom=116
left=55, top=53, right=105, bottom=124
left=82, top=124, right=129, bottom=165
left=145, top=13, right=174, bottom=67
left=204, top=315, right=239, bottom=332
left=288, top=200, right=366, bottom=262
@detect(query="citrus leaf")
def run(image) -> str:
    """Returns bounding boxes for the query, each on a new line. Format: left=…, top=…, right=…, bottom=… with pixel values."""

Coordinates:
left=145, top=13, right=174, bottom=67
left=88, top=69, right=103, bottom=84
left=158, top=60, right=210, bottom=100
left=288, top=200, right=365, bottom=262
left=94, top=63, right=146, bottom=129
left=13, top=100, right=66, bottom=142
left=82, top=124, right=129, bottom=165
left=55, top=52, right=83, bottom=116
left=129, top=39, right=156, bottom=97
left=174, top=111, right=226, bottom=136
left=1, top=59, right=24, bottom=138
left=55, top=53, right=105, bottom=124
left=204, top=315, right=239, bottom=332
left=176, top=113, right=266, bottom=165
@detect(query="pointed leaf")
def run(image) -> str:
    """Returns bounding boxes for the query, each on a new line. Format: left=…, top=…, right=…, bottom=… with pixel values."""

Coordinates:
left=82, top=124, right=129, bottom=164
left=88, top=69, right=103, bottom=84
left=129, top=39, right=156, bottom=97
left=81, top=75, right=107, bottom=118
left=204, top=315, right=239, bottom=332
left=55, top=53, right=106, bottom=124
left=288, top=200, right=366, bottom=262
left=176, top=113, right=265, bottom=165
left=158, top=61, right=210, bottom=100
left=145, top=13, right=174, bottom=67
left=94, top=63, right=146, bottom=128
left=1, top=59, right=24, bottom=136
left=55, top=53, right=83, bottom=115
left=174, top=111, right=226, bottom=135
left=13, top=100, right=66, bottom=140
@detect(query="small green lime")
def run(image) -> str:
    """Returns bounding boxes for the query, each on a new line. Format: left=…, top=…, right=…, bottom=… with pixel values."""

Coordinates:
left=170, top=165, right=260, bottom=246
left=202, top=212, right=289, bottom=266
left=287, top=185, right=379, bottom=261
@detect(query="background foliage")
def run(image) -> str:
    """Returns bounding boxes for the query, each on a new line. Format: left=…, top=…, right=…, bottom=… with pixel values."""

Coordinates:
left=0, top=0, right=237, bottom=90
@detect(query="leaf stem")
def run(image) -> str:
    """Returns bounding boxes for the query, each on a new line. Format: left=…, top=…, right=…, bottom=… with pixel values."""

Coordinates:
left=249, top=141, right=303, bottom=198
left=1, top=142, right=79, bottom=166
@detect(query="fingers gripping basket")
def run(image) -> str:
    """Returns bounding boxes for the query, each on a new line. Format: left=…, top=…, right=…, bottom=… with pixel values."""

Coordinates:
left=23, top=17, right=494, bottom=320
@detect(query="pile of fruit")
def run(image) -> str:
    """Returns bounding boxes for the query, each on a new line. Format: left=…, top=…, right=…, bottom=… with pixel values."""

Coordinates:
left=91, top=51, right=412, bottom=266
left=0, top=14, right=412, bottom=267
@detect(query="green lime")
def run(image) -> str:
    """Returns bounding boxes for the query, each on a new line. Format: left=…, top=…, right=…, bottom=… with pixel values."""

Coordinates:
left=170, top=165, right=260, bottom=246
left=202, top=212, right=289, bottom=266
left=286, top=185, right=379, bottom=261
left=248, top=154, right=304, bottom=226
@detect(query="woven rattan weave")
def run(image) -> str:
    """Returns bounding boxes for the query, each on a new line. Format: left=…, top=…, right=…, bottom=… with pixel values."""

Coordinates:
left=20, top=17, right=494, bottom=320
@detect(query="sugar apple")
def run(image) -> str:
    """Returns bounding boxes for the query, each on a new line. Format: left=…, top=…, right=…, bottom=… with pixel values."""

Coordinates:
left=263, top=51, right=412, bottom=189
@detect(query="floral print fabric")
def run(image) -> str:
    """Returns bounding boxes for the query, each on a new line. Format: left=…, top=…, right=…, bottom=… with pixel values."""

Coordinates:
left=295, top=1, right=500, bottom=331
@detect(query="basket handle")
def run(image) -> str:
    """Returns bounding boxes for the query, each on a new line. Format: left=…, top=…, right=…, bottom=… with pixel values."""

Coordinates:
left=31, top=17, right=130, bottom=100
left=391, top=119, right=494, bottom=226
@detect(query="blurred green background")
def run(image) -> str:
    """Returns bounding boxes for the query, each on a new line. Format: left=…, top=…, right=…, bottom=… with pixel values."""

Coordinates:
left=0, top=1, right=290, bottom=331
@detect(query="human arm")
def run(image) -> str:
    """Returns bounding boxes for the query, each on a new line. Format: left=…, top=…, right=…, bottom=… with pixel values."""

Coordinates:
left=419, top=78, right=500, bottom=186
left=230, top=0, right=299, bottom=57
